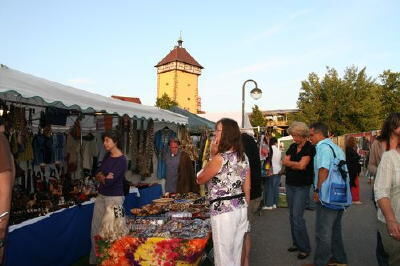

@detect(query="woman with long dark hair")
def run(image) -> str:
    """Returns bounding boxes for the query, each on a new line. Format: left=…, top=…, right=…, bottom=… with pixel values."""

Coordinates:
left=346, top=136, right=362, bottom=204
left=197, top=118, right=250, bottom=266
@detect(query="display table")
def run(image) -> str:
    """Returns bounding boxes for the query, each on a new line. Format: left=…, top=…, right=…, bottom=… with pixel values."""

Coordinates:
left=4, top=184, right=163, bottom=266
left=123, top=184, right=163, bottom=214
left=96, top=193, right=211, bottom=266
left=96, top=235, right=209, bottom=266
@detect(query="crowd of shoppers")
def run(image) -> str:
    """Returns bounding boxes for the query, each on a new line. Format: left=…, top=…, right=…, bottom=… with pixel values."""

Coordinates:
left=196, top=115, right=399, bottom=266
left=2, top=111, right=399, bottom=266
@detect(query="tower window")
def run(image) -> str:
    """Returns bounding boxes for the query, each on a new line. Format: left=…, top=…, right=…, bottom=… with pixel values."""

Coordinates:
left=187, top=83, right=191, bottom=86
left=187, top=98, right=191, bottom=101
left=165, top=82, right=169, bottom=86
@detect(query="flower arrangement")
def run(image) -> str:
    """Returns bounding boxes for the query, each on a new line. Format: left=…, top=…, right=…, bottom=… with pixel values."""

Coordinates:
left=95, top=235, right=208, bottom=266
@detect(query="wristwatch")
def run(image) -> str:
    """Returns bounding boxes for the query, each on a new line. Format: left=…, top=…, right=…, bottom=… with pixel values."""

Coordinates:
left=0, top=238, right=4, bottom=248
left=314, top=188, right=319, bottom=193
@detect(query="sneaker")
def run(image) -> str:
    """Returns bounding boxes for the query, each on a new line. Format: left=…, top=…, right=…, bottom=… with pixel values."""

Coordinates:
left=272, top=204, right=277, bottom=209
left=262, top=206, right=273, bottom=210
left=287, top=246, right=298, bottom=252
left=352, top=201, right=362, bottom=205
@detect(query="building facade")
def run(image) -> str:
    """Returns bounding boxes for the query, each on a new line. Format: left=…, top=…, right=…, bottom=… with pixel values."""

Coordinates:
left=155, top=38, right=203, bottom=114
left=262, top=109, right=299, bottom=135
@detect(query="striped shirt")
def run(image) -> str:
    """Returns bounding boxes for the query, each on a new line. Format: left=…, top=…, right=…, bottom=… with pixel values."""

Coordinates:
left=374, top=149, right=400, bottom=223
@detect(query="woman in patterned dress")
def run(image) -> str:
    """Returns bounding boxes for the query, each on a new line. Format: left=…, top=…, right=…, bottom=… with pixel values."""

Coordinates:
left=197, top=118, right=251, bottom=266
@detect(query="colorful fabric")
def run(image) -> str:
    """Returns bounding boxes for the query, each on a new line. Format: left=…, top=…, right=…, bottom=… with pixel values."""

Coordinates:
left=130, top=120, right=138, bottom=172
left=16, top=133, right=34, bottom=162
left=96, top=236, right=208, bottom=266
left=143, top=119, right=154, bottom=177
left=207, top=151, right=249, bottom=216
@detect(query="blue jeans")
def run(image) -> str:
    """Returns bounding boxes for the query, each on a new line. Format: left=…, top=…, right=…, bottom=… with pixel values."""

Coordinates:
left=305, top=185, right=316, bottom=210
left=314, top=203, right=347, bottom=266
left=286, top=185, right=311, bottom=253
left=264, top=174, right=280, bottom=207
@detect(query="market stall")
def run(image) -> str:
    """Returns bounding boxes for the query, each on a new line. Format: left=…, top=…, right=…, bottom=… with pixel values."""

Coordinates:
left=0, top=64, right=187, bottom=221
left=0, top=64, right=188, bottom=265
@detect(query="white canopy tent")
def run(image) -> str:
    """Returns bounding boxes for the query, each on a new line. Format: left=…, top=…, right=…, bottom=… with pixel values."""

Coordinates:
left=0, top=64, right=187, bottom=125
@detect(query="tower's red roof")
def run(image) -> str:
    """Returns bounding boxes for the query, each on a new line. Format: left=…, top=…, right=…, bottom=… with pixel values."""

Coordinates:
left=155, top=46, right=203, bottom=69
left=111, top=95, right=141, bottom=104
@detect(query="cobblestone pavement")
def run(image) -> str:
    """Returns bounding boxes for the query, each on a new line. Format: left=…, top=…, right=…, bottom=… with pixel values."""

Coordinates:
left=250, top=175, right=377, bottom=266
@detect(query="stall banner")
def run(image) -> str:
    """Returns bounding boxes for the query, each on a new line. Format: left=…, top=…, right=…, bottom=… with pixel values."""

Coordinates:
left=96, top=235, right=208, bottom=266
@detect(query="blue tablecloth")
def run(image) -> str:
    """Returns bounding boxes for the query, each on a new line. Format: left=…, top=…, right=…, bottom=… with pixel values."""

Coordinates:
left=4, top=184, right=162, bottom=266
left=123, top=184, right=162, bottom=214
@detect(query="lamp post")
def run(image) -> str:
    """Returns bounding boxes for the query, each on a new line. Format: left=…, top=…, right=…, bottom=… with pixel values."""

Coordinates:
left=242, top=79, right=262, bottom=128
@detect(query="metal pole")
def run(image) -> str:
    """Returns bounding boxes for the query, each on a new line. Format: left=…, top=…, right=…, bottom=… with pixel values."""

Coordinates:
left=241, top=79, right=258, bottom=128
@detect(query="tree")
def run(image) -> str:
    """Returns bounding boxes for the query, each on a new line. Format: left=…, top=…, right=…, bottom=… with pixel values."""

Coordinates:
left=292, top=66, right=382, bottom=135
left=249, top=105, right=266, bottom=131
left=155, top=93, right=178, bottom=110
left=379, top=70, right=400, bottom=116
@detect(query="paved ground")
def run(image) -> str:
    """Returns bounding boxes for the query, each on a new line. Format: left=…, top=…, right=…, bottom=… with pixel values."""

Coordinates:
left=250, top=175, right=378, bottom=266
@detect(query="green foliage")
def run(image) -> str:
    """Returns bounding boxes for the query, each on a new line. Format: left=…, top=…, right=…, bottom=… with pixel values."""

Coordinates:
left=272, top=131, right=282, bottom=138
left=249, top=105, right=266, bottom=131
left=155, top=93, right=178, bottom=110
left=293, top=66, right=383, bottom=136
left=379, top=70, right=400, bottom=116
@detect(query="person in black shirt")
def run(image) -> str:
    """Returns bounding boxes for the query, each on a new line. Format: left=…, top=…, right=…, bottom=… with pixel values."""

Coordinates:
left=283, top=122, right=315, bottom=260
left=240, top=132, right=262, bottom=266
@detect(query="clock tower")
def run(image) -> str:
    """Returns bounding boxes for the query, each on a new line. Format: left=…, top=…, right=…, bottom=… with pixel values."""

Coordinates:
left=155, top=38, right=204, bottom=114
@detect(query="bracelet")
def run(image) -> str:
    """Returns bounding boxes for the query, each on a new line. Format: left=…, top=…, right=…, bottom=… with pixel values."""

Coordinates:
left=0, top=211, right=9, bottom=221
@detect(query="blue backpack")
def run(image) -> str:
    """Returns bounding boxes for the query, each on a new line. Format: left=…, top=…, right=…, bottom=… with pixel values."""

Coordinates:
left=319, top=144, right=352, bottom=210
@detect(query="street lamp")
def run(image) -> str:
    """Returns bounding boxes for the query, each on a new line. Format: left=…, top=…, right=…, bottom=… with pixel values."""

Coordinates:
left=242, top=79, right=262, bottom=128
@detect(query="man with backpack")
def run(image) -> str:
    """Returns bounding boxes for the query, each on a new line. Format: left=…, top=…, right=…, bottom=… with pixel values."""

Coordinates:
left=305, top=122, right=349, bottom=266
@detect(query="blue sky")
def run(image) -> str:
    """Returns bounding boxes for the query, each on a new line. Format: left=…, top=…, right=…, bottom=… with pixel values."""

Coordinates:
left=1, top=1, right=399, bottom=113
